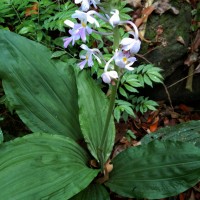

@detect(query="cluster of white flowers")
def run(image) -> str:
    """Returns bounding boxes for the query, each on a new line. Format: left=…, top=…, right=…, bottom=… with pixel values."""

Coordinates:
left=63, top=0, right=141, bottom=84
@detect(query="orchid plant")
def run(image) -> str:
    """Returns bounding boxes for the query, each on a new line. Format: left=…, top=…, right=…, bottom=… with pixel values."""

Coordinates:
left=0, top=0, right=200, bottom=199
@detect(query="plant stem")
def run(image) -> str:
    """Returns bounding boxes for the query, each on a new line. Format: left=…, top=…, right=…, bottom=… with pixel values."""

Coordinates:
left=10, top=2, right=22, bottom=24
left=99, top=26, right=120, bottom=170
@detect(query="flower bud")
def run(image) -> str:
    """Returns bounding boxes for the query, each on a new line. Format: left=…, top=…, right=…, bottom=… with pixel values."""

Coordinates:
left=101, top=71, right=118, bottom=84
left=109, top=10, right=120, bottom=27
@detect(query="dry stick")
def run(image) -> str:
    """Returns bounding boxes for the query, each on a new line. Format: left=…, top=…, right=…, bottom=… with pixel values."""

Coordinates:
left=185, top=65, right=194, bottom=92
left=162, top=83, right=174, bottom=111
left=136, top=53, right=152, bottom=64
left=167, top=73, right=196, bottom=88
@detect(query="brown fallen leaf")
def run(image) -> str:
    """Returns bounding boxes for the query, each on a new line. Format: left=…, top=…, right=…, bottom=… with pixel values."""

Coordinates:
left=179, top=104, right=194, bottom=112
left=135, top=6, right=155, bottom=27
left=25, top=2, right=38, bottom=17
left=191, top=29, right=200, bottom=52
left=149, top=116, right=159, bottom=132
left=179, top=193, right=185, bottom=200
left=97, top=159, right=113, bottom=184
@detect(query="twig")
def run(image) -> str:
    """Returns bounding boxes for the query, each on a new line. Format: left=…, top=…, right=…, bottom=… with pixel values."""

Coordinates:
left=167, top=73, right=195, bottom=88
left=136, top=53, right=152, bottom=64
left=162, top=83, right=174, bottom=111
left=11, top=3, right=22, bottom=24
left=185, top=65, right=194, bottom=92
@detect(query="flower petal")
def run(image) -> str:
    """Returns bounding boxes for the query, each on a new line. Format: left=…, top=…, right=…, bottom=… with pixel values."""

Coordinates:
left=79, top=28, right=87, bottom=42
left=80, top=44, right=90, bottom=51
left=78, top=59, right=87, bottom=70
left=64, top=20, right=74, bottom=28
left=101, top=71, right=118, bottom=84
left=63, top=37, right=73, bottom=48
left=125, top=65, right=134, bottom=71
left=86, top=26, right=93, bottom=34
left=93, top=54, right=101, bottom=64
left=130, top=39, right=141, bottom=54
left=87, top=15, right=100, bottom=27
left=87, top=54, right=94, bottom=67
left=120, top=38, right=134, bottom=46
left=81, top=0, right=90, bottom=11
left=109, top=9, right=120, bottom=27
left=90, top=0, right=100, bottom=8
left=75, top=0, right=82, bottom=3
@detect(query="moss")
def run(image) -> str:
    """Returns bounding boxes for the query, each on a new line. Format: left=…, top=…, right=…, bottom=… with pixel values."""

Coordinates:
left=139, top=0, right=191, bottom=78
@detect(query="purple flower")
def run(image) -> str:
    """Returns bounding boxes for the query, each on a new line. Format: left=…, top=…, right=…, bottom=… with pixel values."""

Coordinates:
left=75, top=0, right=100, bottom=11
left=63, top=20, right=93, bottom=48
left=72, top=10, right=99, bottom=27
left=78, top=44, right=101, bottom=69
left=114, top=50, right=136, bottom=71
left=120, top=36, right=141, bottom=54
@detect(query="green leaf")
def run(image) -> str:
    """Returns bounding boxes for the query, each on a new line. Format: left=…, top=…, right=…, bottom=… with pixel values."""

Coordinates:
left=105, top=140, right=200, bottom=199
left=119, top=105, right=135, bottom=117
left=146, top=104, right=157, bottom=110
left=119, top=87, right=128, bottom=98
left=0, top=30, right=82, bottom=140
left=114, top=106, right=121, bottom=122
left=136, top=65, right=144, bottom=73
left=124, top=84, right=139, bottom=93
left=138, top=74, right=144, bottom=87
left=36, top=31, right=43, bottom=42
left=0, top=133, right=99, bottom=199
left=71, top=183, right=110, bottom=200
left=76, top=71, right=115, bottom=164
left=0, top=129, right=3, bottom=144
left=115, top=99, right=133, bottom=107
left=148, top=73, right=163, bottom=83
left=143, top=74, right=153, bottom=87
left=51, top=50, right=67, bottom=58
left=141, top=120, right=200, bottom=146
left=18, top=26, right=34, bottom=34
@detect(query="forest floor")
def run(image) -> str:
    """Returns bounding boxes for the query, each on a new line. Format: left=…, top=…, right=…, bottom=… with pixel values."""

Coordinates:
left=113, top=102, right=200, bottom=200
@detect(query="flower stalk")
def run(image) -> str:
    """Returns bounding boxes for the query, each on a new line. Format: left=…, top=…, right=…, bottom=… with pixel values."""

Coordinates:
left=63, top=1, right=141, bottom=170
left=99, top=26, right=120, bottom=170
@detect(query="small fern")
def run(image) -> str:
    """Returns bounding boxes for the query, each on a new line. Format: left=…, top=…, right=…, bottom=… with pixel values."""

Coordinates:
left=115, top=64, right=163, bottom=121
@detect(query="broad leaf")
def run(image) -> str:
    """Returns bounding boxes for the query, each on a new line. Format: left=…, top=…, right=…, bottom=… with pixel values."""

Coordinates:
left=105, top=141, right=200, bottom=199
left=141, top=120, right=200, bottom=147
left=0, top=30, right=82, bottom=140
left=0, top=129, right=3, bottom=144
left=0, top=133, right=99, bottom=199
left=77, top=71, right=115, bottom=164
left=71, top=183, right=110, bottom=200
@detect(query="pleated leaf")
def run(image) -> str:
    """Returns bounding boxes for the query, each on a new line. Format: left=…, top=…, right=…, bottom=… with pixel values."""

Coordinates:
left=141, top=120, right=200, bottom=147
left=0, top=133, right=99, bottom=199
left=76, top=71, right=115, bottom=164
left=71, top=183, right=110, bottom=200
left=105, top=141, right=200, bottom=199
left=0, top=30, right=82, bottom=140
left=0, top=129, right=3, bottom=144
